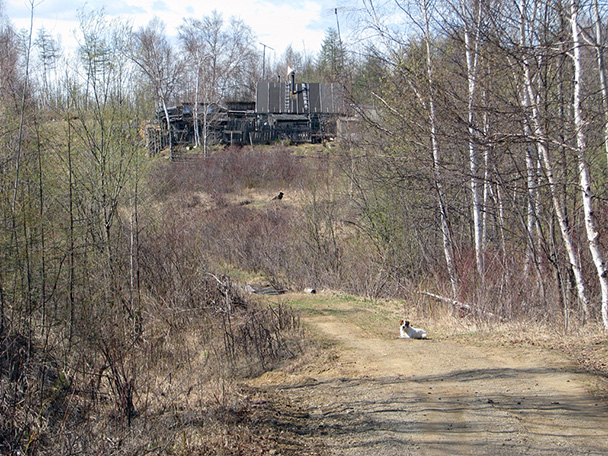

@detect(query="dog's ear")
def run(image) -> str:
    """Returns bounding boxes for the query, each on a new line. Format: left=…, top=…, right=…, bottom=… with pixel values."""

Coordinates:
left=399, top=320, right=404, bottom=325
left=404, top=320, right=410, bottom=326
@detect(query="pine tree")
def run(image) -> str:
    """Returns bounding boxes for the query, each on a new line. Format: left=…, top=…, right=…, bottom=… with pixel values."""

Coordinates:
left=316, top=28, right=344, bottom=82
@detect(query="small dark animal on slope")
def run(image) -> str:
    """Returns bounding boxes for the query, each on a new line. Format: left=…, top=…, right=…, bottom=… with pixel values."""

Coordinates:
left=272, top=192, right=284, bottom=201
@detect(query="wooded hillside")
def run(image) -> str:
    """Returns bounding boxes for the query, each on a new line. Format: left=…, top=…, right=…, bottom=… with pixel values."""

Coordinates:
left=2, top=1, right=608, bottom=454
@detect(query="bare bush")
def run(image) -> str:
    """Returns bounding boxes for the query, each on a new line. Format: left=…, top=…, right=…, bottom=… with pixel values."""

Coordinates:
left=150, top=145, right=305, bottom=199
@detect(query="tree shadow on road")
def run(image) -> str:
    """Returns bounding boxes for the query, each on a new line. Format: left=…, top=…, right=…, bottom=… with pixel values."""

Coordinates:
left=253, top=369, right=608, bottom=455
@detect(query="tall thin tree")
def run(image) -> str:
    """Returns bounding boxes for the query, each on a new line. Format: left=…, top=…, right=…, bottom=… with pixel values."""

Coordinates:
left=570, top=0, right=608, bottom=328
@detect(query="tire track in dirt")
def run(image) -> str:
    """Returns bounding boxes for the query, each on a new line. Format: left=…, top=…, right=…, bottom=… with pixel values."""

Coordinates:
left=250, top=301, right=608, bottom=455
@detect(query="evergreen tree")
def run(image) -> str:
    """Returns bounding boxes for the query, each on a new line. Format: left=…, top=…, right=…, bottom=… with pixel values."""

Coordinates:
left=316, top=28, right=344, bottom=82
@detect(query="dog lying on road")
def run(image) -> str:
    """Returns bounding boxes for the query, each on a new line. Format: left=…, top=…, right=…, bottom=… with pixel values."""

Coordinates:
left=399, top=320, right=427, bottom=339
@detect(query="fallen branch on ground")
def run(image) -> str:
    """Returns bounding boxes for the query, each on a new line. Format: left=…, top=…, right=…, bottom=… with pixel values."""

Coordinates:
left=418, top=291, right=501, bottom=320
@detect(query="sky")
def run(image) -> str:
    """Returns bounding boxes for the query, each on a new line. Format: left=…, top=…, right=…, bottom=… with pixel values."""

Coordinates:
left=5, top=0, right=351, bottom=59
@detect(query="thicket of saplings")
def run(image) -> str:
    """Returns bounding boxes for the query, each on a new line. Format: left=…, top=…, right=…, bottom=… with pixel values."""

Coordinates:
left=0, top=144, right=308, bottom=453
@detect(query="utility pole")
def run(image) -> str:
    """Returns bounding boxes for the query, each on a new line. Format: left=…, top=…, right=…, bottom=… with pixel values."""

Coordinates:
left=260, top=42, right=274, bottom=80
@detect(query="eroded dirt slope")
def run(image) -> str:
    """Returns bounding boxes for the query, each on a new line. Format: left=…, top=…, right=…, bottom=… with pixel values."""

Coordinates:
left=248, top=294, right=608, bottom=455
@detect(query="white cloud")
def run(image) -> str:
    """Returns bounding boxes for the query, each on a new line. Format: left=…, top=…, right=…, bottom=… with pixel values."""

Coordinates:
left=5, top=0, right=347, bottom=66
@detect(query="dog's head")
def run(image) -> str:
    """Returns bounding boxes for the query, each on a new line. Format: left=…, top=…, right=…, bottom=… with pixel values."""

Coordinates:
left=399, top=320, right=410, bottom=328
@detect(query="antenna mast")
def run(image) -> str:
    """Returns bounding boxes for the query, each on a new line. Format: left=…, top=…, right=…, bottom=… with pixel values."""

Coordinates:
left=260, top=42, right=274, bottom=80
left=334, top=8, right=344, bottom=76
left=335, top=8, right=342, bottom=45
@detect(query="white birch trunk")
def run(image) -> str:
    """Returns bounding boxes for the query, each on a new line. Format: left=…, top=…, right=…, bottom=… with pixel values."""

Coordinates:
left=494, top=174, right=507, bottom=265
left=524, top=144, right=536, bottom=275
left=592, top=0, right=608, bottom=167
left=519, top=0, right=541, bottom=279
left=194, top=62, right=201, bottom=148
left=520, top=0, right=590, bottom=318
left=570, top=0, right=608, bottom=328
left=423, top=0, right=458, bottom=298
left=161, top=98, right=173, bottom=159
left=203, top=101, right=208, bottom=158
left=482, top=90, right=490, bottom=255
left=462, top=0, right=484, bottom=279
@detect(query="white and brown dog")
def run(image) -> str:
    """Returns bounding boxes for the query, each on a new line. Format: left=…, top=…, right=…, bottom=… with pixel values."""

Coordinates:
left=399, top=320, right=427, bottom=339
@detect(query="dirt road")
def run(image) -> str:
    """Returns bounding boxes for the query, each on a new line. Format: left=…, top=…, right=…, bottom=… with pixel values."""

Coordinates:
left=248, top=294, right=608, bottom=455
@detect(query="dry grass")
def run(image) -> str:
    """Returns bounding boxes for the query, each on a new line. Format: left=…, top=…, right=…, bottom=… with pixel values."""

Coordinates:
left=0, top=270, right=306, bottom=454
left=281, top=288, right=608, bottom=388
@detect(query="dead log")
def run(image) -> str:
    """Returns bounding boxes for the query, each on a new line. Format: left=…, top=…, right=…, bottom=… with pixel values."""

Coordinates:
left=418, top=290, right=501, bottom=320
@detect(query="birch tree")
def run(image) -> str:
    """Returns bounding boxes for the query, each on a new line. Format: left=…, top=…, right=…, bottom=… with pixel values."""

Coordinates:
left=569, top=0, right=608, bottom=328
left=179, top=19, right=207, bottom=148
left=178, top=12, right=257, bottom=154
left=360, top=0, right=459, bottom=297
left=133, top=18, right=182, bottom=158
left=422, top=0, right=458, bottom=298
left=590, top=0, right=608, bottom=166
left=460, top=0, right=484, bottom=280
left=517, top=0, right=591, bottom=320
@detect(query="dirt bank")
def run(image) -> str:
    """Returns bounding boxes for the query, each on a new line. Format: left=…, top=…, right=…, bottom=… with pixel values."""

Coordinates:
left=246, top=294, right=608, bottom=455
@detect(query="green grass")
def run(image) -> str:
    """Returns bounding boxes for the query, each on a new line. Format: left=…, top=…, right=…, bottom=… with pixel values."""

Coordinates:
left=215, top=263, right=267, bottom=284
left=276, top=291, right=405, bottom=339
